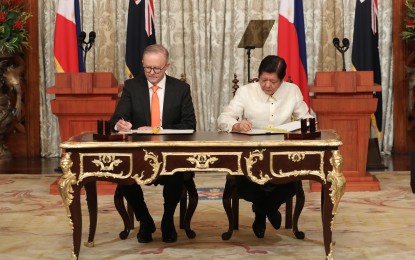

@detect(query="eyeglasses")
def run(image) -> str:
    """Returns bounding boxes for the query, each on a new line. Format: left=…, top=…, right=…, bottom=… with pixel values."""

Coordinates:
left=143, top=64, right=167, bottom=74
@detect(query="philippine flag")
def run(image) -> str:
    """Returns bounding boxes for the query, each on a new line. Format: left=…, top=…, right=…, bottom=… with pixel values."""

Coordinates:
left=54, top=0, right=82, bottom=72
left=277, top=0, right=309, bottom=108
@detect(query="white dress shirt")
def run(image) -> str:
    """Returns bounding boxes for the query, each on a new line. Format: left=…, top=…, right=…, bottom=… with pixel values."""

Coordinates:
left=147, top=75, right=166, bottom=125
left=217, top=81, right=311, bottom=131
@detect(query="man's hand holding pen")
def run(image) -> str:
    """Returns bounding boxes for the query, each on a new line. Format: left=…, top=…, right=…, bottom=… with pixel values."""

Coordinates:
left=232, top=118, right=252, bottom=133
left=116, top=118, right=132, bottom=132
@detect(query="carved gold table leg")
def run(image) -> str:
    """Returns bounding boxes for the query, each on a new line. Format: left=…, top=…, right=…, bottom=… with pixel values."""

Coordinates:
left=58, top=153, right=82, bottom=260
left=323, top=150, right=346, bottom=260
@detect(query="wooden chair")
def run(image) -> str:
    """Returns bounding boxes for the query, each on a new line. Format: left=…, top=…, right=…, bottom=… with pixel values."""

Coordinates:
left=221, top=74, right=305, bottom=240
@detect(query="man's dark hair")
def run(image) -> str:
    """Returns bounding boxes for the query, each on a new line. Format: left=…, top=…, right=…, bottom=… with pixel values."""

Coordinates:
left=258, top=55, right=286, bottom=80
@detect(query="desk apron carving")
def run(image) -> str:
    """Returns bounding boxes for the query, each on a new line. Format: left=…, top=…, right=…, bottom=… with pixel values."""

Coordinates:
left=131, top=149, right=162, bottom=185
left=162, top=151, right=243, bottom=175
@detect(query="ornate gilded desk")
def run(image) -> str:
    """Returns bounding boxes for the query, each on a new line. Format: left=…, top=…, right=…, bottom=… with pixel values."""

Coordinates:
left=58, top=130, right=345, bottom=260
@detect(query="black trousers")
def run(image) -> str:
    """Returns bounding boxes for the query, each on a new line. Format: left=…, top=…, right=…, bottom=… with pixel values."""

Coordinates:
left=119, top=173, right=184, bottom=221
left=235, top=176, right=298, bottom=212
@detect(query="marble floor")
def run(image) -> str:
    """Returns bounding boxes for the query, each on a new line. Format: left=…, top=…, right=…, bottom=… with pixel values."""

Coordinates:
left=0, top=171, right=414, bottom=260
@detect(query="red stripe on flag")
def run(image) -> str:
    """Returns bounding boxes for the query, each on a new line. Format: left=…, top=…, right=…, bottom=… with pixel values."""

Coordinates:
left=277, top=15, right=309, bottom=107
left=54, top=14, right=79, bottom=72
left=147, top=4, right=151, bottom=37
left=145, top=0, right=154, bottom=37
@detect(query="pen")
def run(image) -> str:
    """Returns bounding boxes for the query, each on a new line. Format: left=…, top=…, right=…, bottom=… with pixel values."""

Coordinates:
left=243, top=117, right=252, bottom=132
left=117, top=117, right=132, bottom=132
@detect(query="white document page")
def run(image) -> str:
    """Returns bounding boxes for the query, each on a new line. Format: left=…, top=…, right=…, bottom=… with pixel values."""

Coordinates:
left=119, top=129, right=195, bottom=135
left=233, top=121, right=302, bottom=135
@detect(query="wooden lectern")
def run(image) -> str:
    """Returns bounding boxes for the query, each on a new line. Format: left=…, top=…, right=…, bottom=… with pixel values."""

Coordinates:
left=47, top=72, right=122, bottom=195
left=310, top=71, right=380, bottom=192
left=47, top=72, right=122, bottom=143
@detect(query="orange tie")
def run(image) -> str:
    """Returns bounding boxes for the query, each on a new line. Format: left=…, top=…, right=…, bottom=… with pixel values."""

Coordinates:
left=151, top=86, right=160, bottom=127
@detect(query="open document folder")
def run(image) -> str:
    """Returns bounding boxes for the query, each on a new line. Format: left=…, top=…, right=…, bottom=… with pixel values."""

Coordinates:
left=233, top=120, right=302, bottom=135
left=118, top=129, right=195, bottom=135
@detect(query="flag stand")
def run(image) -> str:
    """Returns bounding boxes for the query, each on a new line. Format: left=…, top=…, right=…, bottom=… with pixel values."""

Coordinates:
left=238, top=20, right=274, bottom=82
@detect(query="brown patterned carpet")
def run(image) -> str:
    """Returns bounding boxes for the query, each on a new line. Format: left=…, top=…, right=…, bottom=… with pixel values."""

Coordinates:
left=0, top=171, right=414, bottom=259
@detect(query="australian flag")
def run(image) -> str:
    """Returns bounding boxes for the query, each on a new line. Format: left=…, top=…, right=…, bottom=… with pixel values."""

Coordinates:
left=125, top=0, right=156, bottom=79
left=352, top=0, right=382, bottom=136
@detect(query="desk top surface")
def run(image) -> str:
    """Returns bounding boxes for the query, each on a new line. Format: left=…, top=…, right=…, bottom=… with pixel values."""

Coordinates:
left=61, top=130, right=342, bottom=149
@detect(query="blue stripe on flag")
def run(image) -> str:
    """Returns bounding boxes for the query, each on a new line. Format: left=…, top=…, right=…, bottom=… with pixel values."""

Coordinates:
left=293, top=0, right=307, bottom=74
left=74, top=0, right=84, bottom=72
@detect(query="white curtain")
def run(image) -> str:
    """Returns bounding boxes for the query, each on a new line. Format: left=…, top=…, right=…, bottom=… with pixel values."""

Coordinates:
left=38, top=0, right=393, bottom=156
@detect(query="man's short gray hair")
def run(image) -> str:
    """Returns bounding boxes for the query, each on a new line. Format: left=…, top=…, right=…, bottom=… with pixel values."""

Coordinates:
left=143, top=44, right=169, bottom=62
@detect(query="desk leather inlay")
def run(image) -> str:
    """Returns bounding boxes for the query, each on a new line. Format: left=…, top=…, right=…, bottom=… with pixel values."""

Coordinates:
left=161, top=152, right=243, bottom=175
left=270, top=151, right=326, bottom=181
left=79, top=153, right=133, bottom=184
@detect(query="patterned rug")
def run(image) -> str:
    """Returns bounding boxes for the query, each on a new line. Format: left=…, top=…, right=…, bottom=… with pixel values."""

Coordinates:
left=0, top=172, right=414, bottom=259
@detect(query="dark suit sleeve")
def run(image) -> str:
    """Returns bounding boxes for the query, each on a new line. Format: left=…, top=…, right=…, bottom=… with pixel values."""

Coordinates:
left=178, top=85, right=197, bottom=130
left=109, top=81, right=134, bottom=131
left=162, top=79, right=196, bottom=130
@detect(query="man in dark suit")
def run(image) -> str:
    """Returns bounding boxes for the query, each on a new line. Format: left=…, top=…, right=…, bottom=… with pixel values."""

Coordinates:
left=110, top=44, right=196, bottom=243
